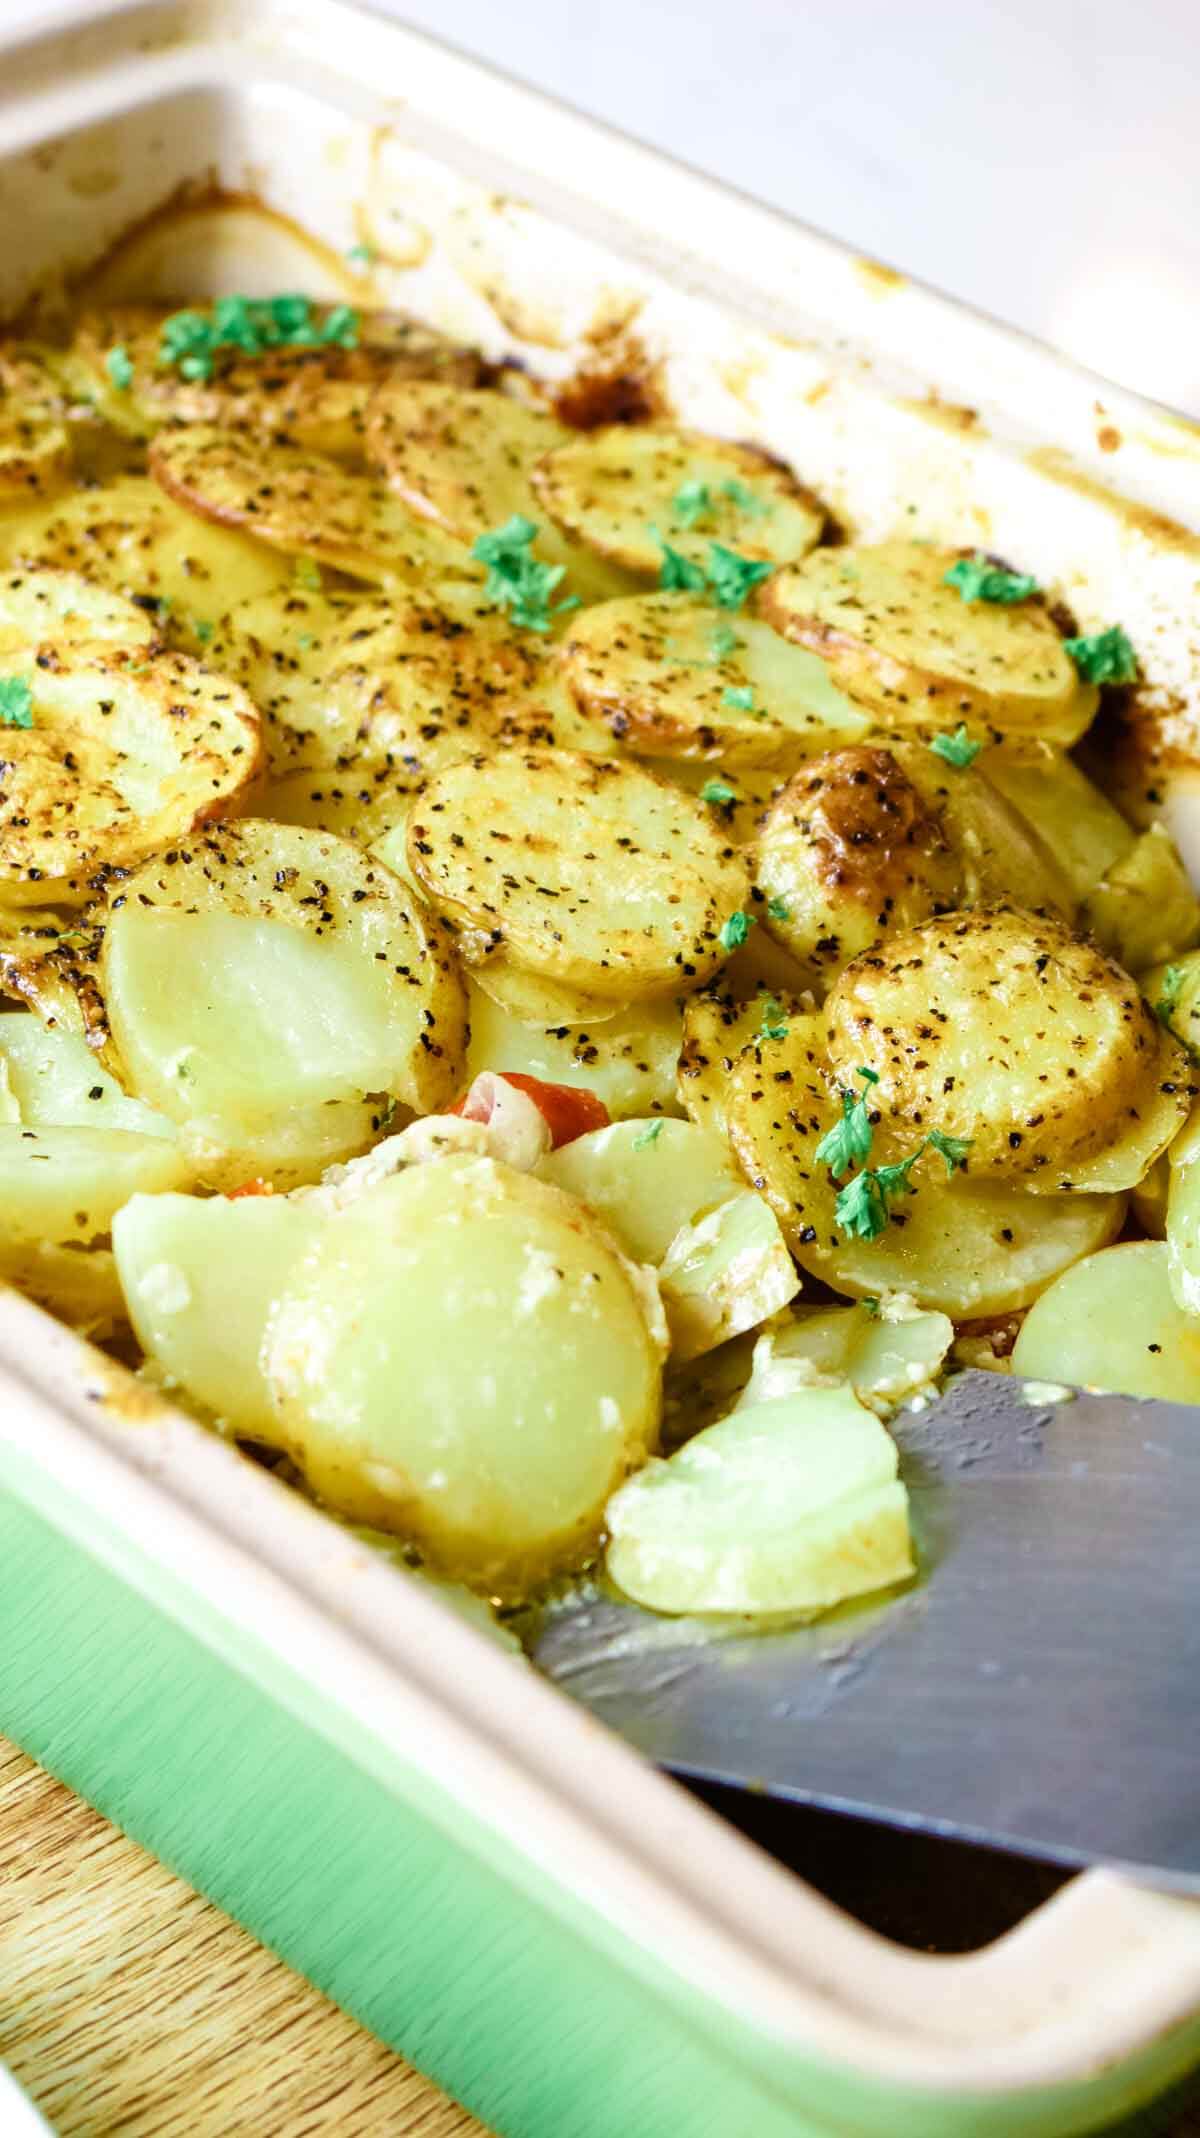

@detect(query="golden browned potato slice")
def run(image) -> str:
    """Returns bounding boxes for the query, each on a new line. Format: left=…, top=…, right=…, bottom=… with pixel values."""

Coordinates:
left=531, top=425, right=824, bottom=578
left=0, top=567, right=158, bottom=656
left=727, top=1013, right=1126, bottom=1316
left=0, top=648, right=263, bottom=907
left=1080, top=823, right=1200, bottom=974
left=262, top=764, right=423, bottom=847
left=101, top=819, right=468, bottom=1124
left=207, top=579, right=559, bottom=776
left=825, top=907, right=1193, bottom=1191
left=761, top=541, right=1098, bottom=746
left=557, top=592, right=870, bottom=765
left=400, top=746, right=750, bottom=1000
left=0, top=345, right=75, bottom=502
left=984, top=749, right=1135, bottom=901
left=66, top=303, right=482, bottom=454
left=149, top=425, right=478, bottom=587
left=466, top=959, right=623, bottom=1027
left=677, top=985, right=802, bottom=1135
left=465, top=976, right=683, bottom=1120
left=0, top=473, right=291, bottom=634
left=754, top=741, right=1074, bottom=992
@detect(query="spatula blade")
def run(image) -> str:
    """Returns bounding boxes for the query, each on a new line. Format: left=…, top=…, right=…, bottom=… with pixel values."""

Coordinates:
left=534, top=1372, right=1200, bottom=1886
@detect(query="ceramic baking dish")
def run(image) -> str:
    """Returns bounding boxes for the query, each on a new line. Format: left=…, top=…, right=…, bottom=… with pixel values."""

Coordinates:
left=2, top=5, right=1200, bottom=2132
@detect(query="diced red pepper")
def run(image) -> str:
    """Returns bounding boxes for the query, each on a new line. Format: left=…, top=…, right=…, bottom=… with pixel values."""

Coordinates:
left=227, top=1177, right=275, bottom=1199
left=450, top=1070, right=609, bottom=1149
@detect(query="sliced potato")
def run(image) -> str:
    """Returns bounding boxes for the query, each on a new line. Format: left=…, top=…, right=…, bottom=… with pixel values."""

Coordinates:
left=262, top=764, right=422, bottom=847
left=0, top=566, right=158, bottom=655
left=740, top=1303, right=954, bottom=1413
left=208, top=579, right=558, bottom=777
left=0, top=1123, right=190, bottom=1245
left=0, top=347, right=73, bottom=502
left=676, top=985, right=787, bottom=1135
left=264, top=1156, right=664, bottom=1595
left=0, top=1009, right=174, bottom=1137
left=149, top=424, right=479, bottom=588
left=113, top=1187, right=321, bottom=1438
left=985, top=750, right=1135, bottom=902
left=761, top=542, right=1098, bottom=747
left=727, top=1013, right=1126, bottom=1315
left=1012, top=1240, right=1200, bottom=1401
left=539, top=1117, right=744, bottom=1263
left=825, top=908, right=1192, bottom=1190
left=0, top=474, right=291, bottom=631
left=0, top=646, right=263, bottom=906
left=531, top=426, right=824, bottom=578
left=1166, top=1157, right=1200, bottom=1313
left=465, top=976, right=683, bottom=1121
left=67, top=303, right=481, bottom=454
left=401, top=746, right=750, bottom=1000
left=656, top=1191, right=800, bottom=1361
left=0, top=1238, right=126, bottom=1331
left=605, top=1385, right=913, bottom=1618
left=1132, top=1153, right=1169, bottom=1239
left=558, top=592, right=870, bottom=765
left=1081, top=824, right=1200, bottom=974
left=102, top=821, right=467, bottom=1134
left=1143, top=950, right=1200, bottom=1061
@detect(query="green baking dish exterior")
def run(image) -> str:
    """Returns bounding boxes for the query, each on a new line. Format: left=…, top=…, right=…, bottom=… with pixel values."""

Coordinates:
left=1, top=1462, right=1197, bottom=2138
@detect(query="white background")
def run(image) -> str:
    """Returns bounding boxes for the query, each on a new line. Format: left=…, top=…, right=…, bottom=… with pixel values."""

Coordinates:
left=381, top=0, right=1200, bottom=415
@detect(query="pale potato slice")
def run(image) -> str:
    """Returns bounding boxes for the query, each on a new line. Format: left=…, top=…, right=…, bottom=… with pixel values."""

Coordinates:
left=656, top=1192, right=800, bottom=1361
left=539, top=1117, right=743, bottom=1263
left=727, top=1013, right=1126, bottom=1316
left=364, top=380, right=638, bottom=605
left=0, top=1123, right=190, bottom=1245
left=1012, top=1240, right=1200, bottom=1402
left=761, top=542, right=1098, bottom=746
left=264, top=1157, right=664, bottom=1595
left=465, top=977, right=683, bottom=1121
left=1143, top=951, right=1200, bottom=1061
left=755, top=743, right=1074, bottom=992
left=1081, top=824, right=1200, bottom=974
left=676, top=985, right=789, bottom=1135
left=0, top=1009, right=174, bottom=1138
left=0, top=1239, right=126, bottom=1332
left=0, top=566, right=158, bottom=655
left=403, top=746, right=750, bottom=1000
left=67, top=303, right=481, bottom=454
left=149, top=424, right=480, bottom=588
left=208, top=580, right=558, bottom=777
left=1166, top=1157, right=1200, bottom=1313
left=0, top=474, right=291, bottom=634
left=985, top=750, right=1135, bottom=902
left=0, top=647, right=263, bottom=906
left=558, top=592, right=870, bottom=765
left=467, top=959, right=621, bottom=1028
left=605, top=1385, right=912, bottom=1619
left=531, top=426, right=824, bottom=578
left=825, top=908, right=1192, bottom=1190
left=102, top=820, right=467, bottom=1131
left=114, top=1187, right=322, bottom=1438
left=740, top=1303, right=954, bottom=1414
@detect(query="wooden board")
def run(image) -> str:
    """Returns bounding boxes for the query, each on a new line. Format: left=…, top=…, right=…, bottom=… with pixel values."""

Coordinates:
left=0, top=1741, right=488, bottom=2137
left=0, top=1737, right=1196, bottom=2137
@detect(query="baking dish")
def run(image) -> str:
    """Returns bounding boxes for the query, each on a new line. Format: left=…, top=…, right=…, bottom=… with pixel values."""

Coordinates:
left=2, top=4, right=1200, bottom=2132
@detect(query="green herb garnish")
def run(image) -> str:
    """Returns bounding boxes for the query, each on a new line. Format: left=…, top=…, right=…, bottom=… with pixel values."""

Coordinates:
left=710, top=624, right=739, bottom=660
left=105, top=345, right=134, bottom=392
left=860, top=1296, right=881, bottom=1318
left=759, top=995, right=789, bottom=1042
left=1063, top=625, right=1138, bottom=685
left=706, top=542, right=773, bottom=610
left=700, top=779, right=736, bottom=805
left=814, top=1068, right=879, bottom=1178
left=156, top=294, right=360, bottom=382
left=652, top=530, right=707, bottom=592
left=766, top=896, right=790, bottom=921
left=472, top=515, right=580, bottom=632
left=633, top=1120, right=665, bottom=1149
left=347, top=242, right=376, bottom=267
left=721, top=685, right=755, bottom=712
left=834, top=1170, right=889, bottom=1240
left=926, top=1127, right=972, bottom=1175
left=929, top=723, right=983, bottom=768
left=0, top=677, right=33, bottom=729
left=944, top=553, right=1038, bottom=604
left=1156, top=964, right=1187, bottom=1027
left=671, top=480, right=713, bottom=528
left=192, top=618, right=214, bottom=645
left=293, top=557, right=322, bottom=591
left=718, top=910, right=755, bottom=952
left=831, top=1126, right=970, bottom=1239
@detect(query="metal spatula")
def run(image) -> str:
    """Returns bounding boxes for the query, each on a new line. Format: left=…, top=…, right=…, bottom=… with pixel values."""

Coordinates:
left=534, top=1371, right=1200, bottom=1887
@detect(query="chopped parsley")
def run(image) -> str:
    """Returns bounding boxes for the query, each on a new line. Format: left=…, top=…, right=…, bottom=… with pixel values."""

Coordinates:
left=860, top=1296, right=881, bottom=1318
left=472, top=515, right=579, bottom=632
left=929, top=723, right=983, bottom=768
left=652, top=531, right=707, bottom=592
left=814, top=1067, right=879, bottom=1178
left=721, top=477, right=770, bottom=517
left=718, top=910, right=755, bottom=952
left=926, top=1127, right=972, bottom=1175
left=710, top=624, right=739, bottom=660
left=759, top=995, right=789, bottom=1042
left=671, top=480, right=713, bottom=528
left=346, top=241, right=376, bottom=267
left=834, top=1169, right=889, bottom=1240
left=707, top=542, right=773, bottom=610
left=192, top=618, right=214, bottom=645
left=1156, top=964, right=1187, bottom=1027
left=766, top=896, right=790, bottom=921
left=633, top=1120, right=665, bottom=1150
left=0, top=676, right=33, bottom=729
left=293, top=557, right=323, bottom=591
left=105, top=344, right=134, bottom=392
left=721, top=685, right=755, bottom=712
left=944, top=553, right=1038, bottom=604
left=1063, top=625, right=1138, bottom=685
left=700, top=779, right=736, bottom=805
left=156, top=294, right=360, bottom=381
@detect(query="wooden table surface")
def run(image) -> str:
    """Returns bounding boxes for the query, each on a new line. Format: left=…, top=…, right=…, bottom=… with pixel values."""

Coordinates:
left=0, top=1736, right=1196, bottom=2138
